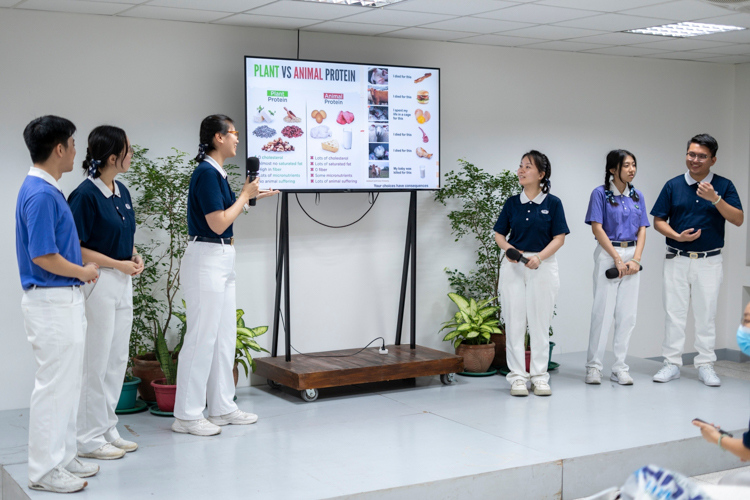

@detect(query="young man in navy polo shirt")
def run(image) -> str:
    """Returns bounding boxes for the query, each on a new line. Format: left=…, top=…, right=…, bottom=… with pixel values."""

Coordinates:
left=651, top=133, right=743, bottom=387
left=16, top=116, right=100, bottom=493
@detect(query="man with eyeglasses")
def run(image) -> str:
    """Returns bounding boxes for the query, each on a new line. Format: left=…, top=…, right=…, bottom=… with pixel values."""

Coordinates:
left=650, top=133, right=743, bottom=387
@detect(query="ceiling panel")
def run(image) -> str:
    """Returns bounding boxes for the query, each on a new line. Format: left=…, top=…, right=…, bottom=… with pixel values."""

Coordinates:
left=691, top=43, right=750, bottom=55
left=631, top=37, right=735, bottom=51
left=536, top=0, right=672, bottom=13
left=18, top=0, right=132, bottom=15
left=522, top=39, right=611, bottom=51
left=147, top=0, right=276, bottom=13
left=476, top=3, right=599, bottom=24
left=384, top=27, right=478, bottom=41
left=336, top=8, right=454, bottom=27
left=385, top=0, right=517, bottom=16
left=214, top=12, right=316, bottom=28
left=698, top=54, right=750, bottom=63
left=452, top=33, right=547, bottom=47
left=693, top=13, right=750, bottom=29
left=301, top=20, right=397, bottom=36
left=568, top=31, right=663, bottom=45
left=418, top=17, right=535, bottom=35
left=618, top=0, right=736, bottom=22
left=582, top=45, right=672, bottom=56
left=690, top=29, right=750, bottom=43
left=641, top=51, right=716, bottom=60
left=118, top=5, right=229, bottom=22
left=501, top=24, right=605, bottom=40
left=246, top=0, right=360, bottom=21
left=556, top=13, right=675, bottom=31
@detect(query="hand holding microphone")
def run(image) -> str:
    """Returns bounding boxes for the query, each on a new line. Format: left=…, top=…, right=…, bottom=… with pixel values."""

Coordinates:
left=605, top=262, right=643, bottom=279
left=505, top=248, right=528, bottom=264
left=246, top=156, right=260, bottom=206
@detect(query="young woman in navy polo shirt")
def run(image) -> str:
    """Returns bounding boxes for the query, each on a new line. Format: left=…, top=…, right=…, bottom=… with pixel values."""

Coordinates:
left=68, top=126, right=142, bottom=460
left=173, top=115, right=278, bottom=436
left=584, top=150, right=649, bottom=386
left=494, top=151, right=569, bottom=397
left=651, top=134, right=743, bottom=387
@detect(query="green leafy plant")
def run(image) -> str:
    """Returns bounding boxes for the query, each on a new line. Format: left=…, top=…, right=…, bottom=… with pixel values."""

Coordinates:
left=439, top=293, right=502, bottom=348
left=433, top=159, right=521, bottom=327
left=235, top=310, right=269, bottom=377
left=154, top=301, right=188, bottom=385
left=124, top=146, right=192, bottom=362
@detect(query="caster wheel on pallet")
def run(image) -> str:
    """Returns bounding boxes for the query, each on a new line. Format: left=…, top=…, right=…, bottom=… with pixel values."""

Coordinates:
left=267, top=379, right=282, bottom=390
left=440, top=373, right=456, bottom=385
left=300, top=389, right=319, bottom=402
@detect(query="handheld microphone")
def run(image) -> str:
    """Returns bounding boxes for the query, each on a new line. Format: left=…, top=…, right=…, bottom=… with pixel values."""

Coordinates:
left=605, top=265, right=643, bottom=279
left=505, top=248, right=529, bottom=264
left=246, top=156, right=260, bottom=206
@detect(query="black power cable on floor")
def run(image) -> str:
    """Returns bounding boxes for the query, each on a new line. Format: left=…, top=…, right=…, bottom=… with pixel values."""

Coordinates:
left=291, top=337, right=386, bottom=358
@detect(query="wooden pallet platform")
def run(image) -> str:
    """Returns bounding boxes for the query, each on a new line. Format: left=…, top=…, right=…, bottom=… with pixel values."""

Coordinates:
left=255, top=344, right=464, bottom=391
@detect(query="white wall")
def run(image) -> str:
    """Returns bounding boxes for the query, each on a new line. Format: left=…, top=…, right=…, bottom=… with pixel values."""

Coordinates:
left=0, top=8, right=747, bottom=411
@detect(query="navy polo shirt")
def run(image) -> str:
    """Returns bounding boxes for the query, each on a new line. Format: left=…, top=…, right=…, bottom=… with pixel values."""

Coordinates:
left=15, top=168, right=83, bottom=290
left=651, top=172, right=742, bottom=252
left=68, top=177, right=136, bottom=261
left=187, top=158, right=236, bottom=238
left=494, top=192, right=570, bottom=252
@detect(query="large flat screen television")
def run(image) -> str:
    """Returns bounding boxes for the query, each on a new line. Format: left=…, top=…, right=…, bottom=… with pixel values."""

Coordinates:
left=245, top=56, right=440, bottom=192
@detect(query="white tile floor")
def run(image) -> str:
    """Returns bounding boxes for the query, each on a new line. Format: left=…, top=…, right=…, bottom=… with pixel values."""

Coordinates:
left=1, top=351, right=749, bottom=499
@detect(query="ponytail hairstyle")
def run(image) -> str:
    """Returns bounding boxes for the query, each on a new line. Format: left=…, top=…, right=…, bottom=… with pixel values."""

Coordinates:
left=82, top=125, right=128, bottom=179
left=195, top=114, right=234, bottom=162
left=522, top=150, right=552, bottom=194
left=603, top=149, right=639, bottom=206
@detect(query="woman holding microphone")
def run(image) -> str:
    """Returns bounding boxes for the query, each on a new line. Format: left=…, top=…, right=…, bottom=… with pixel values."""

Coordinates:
left=68, top=126, right=143, bottom=461
left=172, top=114, right=277, bottom=436
left=584, top=150, right=649, bottom=386
left=494, top=151, right=569, bottom=397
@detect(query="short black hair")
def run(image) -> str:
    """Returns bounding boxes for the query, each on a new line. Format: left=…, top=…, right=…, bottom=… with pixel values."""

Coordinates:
left=23, top=115, right=76, bottom=164
left=687, top=133, right=718, bottom=158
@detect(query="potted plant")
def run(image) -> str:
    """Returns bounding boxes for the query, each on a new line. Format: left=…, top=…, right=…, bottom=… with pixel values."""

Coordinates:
left=116, top=374, right=142, bottom=411
left=433, top=160, right=521, bottom=368
left=439, top=293, right=501, bottom=373
left=234, top=310, right=269, bottom=386
left=124, top=147, right=191, bottom=402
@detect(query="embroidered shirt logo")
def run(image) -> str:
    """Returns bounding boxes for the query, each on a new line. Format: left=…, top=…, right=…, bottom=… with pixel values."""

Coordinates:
left=541, top=209, right=549, bottom=214
left=125, top=203, right=132, bottom=209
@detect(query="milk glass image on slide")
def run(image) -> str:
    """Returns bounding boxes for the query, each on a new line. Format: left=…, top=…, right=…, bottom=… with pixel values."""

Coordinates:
left=245, top=56, right=439, bottom=192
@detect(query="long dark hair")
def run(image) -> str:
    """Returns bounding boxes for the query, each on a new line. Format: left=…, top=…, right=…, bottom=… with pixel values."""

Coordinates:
left=82, top=125, right=128, bottom=179
left=195, top=114, right=234, bottom=162
left=604, top=149, right=639, bottom=205
left=522, top=150, right=551, bottom=194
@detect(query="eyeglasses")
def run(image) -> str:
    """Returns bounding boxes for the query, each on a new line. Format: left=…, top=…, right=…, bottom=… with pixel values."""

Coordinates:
left=226, top=130, right=239, bottom=137
left=687, top=152, right=709, bottom=161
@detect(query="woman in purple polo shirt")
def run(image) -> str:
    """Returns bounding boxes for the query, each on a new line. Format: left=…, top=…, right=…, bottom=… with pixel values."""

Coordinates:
left=584, top=150, right=649, bottom=386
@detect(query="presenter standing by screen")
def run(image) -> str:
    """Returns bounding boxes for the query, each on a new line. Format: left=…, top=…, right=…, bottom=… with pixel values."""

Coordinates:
left=494, top=151, right=569, bottom=397
left=68, top=126, right=142, bottom=460
left=173, top=115, right=277, bottom=436
left=651, top=134, right=743, bottom=387
left=584, top=150, right=649, bottom=386
left=16, top=116, right=100, bottom=493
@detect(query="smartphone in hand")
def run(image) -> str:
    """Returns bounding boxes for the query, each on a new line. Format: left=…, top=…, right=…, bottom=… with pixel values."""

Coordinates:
left=693, top=418, right=734, bottom=437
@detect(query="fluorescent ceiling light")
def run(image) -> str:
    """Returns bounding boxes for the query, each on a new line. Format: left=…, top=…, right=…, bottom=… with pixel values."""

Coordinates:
left=296, top=0, right=407, bottom=6
left=625, top=21, right=746, bottom=37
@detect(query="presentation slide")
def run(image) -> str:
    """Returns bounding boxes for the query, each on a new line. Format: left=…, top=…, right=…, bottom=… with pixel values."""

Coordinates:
left=245, top=56, right=439, bottom=191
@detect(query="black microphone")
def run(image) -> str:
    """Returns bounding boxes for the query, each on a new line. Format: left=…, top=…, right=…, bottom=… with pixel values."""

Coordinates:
left=246, top=156, right=259, bottom=206
left=605, top=265, right=643, bottom=279
left=505, top=248, right=529, bottom=264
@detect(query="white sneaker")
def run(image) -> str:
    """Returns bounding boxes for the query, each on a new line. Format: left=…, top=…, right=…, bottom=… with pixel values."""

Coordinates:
left=65, top=457, right=99, bottom=478
left=171, top=418, right=222, bottom=436
left=653, top=361, right=680, bottom=383
left=698, top=365, right=721, bottom=387
left=78, top=442, right=126, bottom=460
left=111, top=437, right=138, bottom=452
left=510, top=380, right=529, bottom=397
left=585, top=367, right=602, bottom=385
left=532, top=380, right=552, bottom=396
left=611, top=371, right=634, bottom=385
left=207, top=409, right=258, bottom=426
left=29, top=465, right=87, bottom=493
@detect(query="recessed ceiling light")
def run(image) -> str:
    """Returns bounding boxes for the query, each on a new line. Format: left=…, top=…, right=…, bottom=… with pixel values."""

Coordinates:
left=295, top=0, right=407, bottom=6
left=625, top=21, right=746, bottom=37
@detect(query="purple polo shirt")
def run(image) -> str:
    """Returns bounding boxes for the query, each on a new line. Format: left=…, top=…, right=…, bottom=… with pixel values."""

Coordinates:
left=585, top=185, right=650, bottom=241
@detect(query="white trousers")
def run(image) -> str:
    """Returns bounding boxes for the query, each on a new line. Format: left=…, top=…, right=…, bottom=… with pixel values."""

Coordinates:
left=174, top=241, right=238, bottom=421
left=77, top=268, right=133, bottom=453
left=662, top=253, right=723, bottom=367
left=500, top=253, right=559, bottom=384
left=586, top=245, right=640, bottom=373
left=22, top=287, right=86, bottom=483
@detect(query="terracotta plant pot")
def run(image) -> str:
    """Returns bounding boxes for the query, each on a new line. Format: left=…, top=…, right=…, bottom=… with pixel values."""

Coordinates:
left=456, top=342, right=495, bottom=373
left=132, top=353, right=165, bottom=402
left=233, top=363, right=239, bottom=387
left=489, top=333, right=507, bottom=369
left=151, top=378, right=176, bottom=413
